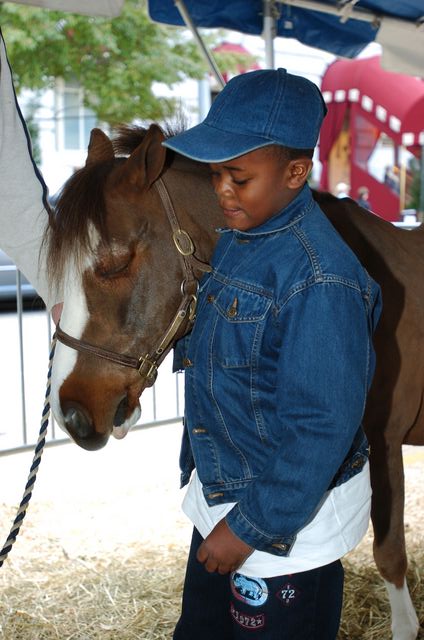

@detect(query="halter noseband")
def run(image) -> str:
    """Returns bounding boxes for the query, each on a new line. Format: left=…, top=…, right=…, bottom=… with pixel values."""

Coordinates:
left=55, top=177, right=212, bottom=388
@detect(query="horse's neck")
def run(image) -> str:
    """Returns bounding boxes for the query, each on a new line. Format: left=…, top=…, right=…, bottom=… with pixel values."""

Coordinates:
left=188, top=186, right=222, bottom=264
left=165, top=159, right=222, bottom=262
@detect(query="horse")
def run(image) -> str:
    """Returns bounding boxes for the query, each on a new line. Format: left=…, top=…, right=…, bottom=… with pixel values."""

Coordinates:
left=45, top=123, right=422, bottom=640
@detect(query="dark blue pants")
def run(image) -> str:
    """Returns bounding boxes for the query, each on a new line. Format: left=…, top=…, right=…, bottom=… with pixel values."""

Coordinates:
left=173, top=528, right=344, bottom=640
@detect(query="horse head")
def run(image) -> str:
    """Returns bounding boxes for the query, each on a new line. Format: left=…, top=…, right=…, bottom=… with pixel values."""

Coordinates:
left=46, top=124, right=221, bottom=450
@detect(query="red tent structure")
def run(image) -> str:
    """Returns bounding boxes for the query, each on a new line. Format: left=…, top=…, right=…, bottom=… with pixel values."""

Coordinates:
left=319, top=56, right=424, bottom=221
left=212, top=42, right=260, bottom=84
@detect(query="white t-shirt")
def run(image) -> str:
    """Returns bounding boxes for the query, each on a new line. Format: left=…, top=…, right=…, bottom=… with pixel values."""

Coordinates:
left=182, top=463, right=371, bottom=578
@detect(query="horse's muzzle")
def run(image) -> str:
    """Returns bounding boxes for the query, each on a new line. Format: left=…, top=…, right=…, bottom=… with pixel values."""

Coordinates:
left=62, top=401, right=109, bottom=451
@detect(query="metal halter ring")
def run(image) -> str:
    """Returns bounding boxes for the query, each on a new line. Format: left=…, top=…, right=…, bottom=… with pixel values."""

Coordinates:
left=189, top=294, right=198, bottom=322
left=180, top=278, right=199, bottom=296
left=173, top=229, right=195, bottom=256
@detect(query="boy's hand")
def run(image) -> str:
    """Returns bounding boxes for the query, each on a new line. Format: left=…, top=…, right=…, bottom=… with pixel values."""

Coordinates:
left=197, top=518, right=253, bottom=574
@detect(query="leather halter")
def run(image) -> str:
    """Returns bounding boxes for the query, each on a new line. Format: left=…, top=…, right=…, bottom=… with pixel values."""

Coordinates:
left=55, top=176, right=212, bottom=388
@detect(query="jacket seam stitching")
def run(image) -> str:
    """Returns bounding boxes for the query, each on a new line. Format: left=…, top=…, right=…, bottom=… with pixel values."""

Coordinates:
left=280, top=276, right=364, bottom=308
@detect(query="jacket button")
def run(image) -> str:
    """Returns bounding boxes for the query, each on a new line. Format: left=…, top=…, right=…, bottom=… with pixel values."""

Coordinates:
left=207, top=492, right=224, bottom=499
left=183, top=357, right=193, bottom=367
left=192, top=427, right=207, bottom=434
left=207, top=294, right=215, bottom=303
left=227, top=308, right=237, bottom=317
left=272, top=542, right=289, bottom=552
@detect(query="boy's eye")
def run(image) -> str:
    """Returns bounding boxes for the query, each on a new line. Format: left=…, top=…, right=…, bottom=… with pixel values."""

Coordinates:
left=209, top=170, right=250, bottom=186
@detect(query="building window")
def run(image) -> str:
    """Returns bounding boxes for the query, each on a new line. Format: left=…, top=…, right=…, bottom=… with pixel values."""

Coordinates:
left=57, top=80, right=97, bottom=151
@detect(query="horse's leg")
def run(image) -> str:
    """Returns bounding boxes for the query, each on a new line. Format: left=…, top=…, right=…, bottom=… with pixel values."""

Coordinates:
left=369, top=439, right=419, bottom=640
left=384, top=580, right=419, bottom=640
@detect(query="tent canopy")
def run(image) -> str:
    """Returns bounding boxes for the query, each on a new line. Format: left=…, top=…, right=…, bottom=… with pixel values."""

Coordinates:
left=148, top=0, right=424, bottom=77
left=149, top=0, right=376, bottom=56
left=4, top=1, right=424, bottom=76
left=318, top=55, right=424, bottom=219
left=320, top=56, right=424, bottom=150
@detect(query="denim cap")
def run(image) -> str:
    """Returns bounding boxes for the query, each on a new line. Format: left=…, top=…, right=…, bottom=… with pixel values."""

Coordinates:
left=163, top=68, right=327, bottom=163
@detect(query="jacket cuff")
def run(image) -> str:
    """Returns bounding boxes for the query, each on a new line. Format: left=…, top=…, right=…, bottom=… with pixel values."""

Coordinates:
left=225, top=504, right=296, bottom=556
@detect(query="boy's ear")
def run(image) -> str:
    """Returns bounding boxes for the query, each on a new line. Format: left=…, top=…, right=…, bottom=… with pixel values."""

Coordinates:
left=287, top=158, right=313, bottom=189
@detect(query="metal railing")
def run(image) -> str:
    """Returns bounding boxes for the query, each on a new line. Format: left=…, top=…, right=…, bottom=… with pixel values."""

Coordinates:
left=0, top=271, right=183, bottom=456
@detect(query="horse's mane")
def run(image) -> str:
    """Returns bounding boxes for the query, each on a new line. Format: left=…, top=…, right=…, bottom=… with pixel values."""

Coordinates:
left=112, top=122, right=181, bottom=155
left=44, top=124, right=183, bottom=287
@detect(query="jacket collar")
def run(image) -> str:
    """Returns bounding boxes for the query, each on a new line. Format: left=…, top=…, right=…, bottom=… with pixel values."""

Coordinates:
left=217, top=183, right=314, bottom=238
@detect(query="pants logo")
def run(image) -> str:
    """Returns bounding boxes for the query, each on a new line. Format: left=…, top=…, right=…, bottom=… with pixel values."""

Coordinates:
left=230, top=572, right=268, bottom=606
left=276, top=581, right=301, bottom=606
left=230, top=603, right=265, bottom=629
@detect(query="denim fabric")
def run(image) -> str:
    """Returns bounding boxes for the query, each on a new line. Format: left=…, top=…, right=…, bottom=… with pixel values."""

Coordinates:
left=173, top=528, right=344, bottom=640
left=174, top=184, right=381, bottom=555
left=163, top=69, right=327, bottom=162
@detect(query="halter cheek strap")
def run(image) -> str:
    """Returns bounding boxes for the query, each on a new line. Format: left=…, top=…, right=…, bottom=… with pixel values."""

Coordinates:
left=55, top=177, right=211, bottom=388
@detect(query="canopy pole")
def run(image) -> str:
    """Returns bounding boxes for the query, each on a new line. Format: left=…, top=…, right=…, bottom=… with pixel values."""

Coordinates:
left=174, top=0, right=225, bottom=88
left=263, top=0, right=277, bottom=69
left=399, top=146, right=407, bottom=215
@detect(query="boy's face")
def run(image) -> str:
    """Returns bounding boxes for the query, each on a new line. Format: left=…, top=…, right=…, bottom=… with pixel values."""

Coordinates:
left=209, top=147, right=311, bottom=232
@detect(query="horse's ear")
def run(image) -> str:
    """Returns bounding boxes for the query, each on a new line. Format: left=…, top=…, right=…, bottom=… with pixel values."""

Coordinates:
left=86, top=128, right=114, bottom=166
left=123, top=123, right=167, bottom=188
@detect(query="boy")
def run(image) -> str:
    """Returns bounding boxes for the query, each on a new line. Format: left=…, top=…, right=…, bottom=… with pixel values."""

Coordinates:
left=165, top=68, right=381, bottom=639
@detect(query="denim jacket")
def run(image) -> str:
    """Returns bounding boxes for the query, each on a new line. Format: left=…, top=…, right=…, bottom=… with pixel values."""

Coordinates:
left=174, top=184, right=381, bottom=556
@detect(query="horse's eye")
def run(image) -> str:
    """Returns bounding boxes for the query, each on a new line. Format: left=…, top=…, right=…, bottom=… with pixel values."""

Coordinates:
left=95, top=258, right=131, bottom=279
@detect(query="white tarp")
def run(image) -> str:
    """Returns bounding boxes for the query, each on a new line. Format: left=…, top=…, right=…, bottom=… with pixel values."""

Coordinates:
left=4, top=0, right=124, bottom=17
left=377, top=17, right=424, bottom=77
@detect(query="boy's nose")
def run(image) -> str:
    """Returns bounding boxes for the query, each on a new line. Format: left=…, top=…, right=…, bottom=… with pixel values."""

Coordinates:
left=214, top=175, right=233, bottom=197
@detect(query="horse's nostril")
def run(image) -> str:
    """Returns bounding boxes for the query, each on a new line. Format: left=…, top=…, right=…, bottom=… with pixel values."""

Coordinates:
left=62, top=402, right=108, bottom=451
left=113, top=396, right=129, bottom=426
left=64, top=406, right=92, bottom=439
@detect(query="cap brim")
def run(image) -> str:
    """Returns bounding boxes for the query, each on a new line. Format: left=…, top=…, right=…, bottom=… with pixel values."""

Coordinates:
left=162, top=123, right=272, bottom=163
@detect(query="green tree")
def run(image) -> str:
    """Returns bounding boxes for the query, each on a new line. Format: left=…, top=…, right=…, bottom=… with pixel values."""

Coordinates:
left=408, top=156, right=422, bottom=216
left=0, top=0, right=251, bottom=126
left=23, top=95, right=43, bottom=165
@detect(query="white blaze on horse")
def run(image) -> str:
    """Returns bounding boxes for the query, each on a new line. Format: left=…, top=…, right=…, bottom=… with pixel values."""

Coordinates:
left=45, top=124, right=421, bottom=640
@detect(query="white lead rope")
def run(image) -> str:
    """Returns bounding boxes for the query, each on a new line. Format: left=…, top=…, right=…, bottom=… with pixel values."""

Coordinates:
left=0, top=334, right=57, bottom=568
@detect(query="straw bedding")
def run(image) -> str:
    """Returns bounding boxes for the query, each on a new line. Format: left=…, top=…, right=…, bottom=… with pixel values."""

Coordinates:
left=0, top=432, right=422, bottom=639
left=0, top=528, right=186, bottom=639
left=0, top=521, right=423, bottom=639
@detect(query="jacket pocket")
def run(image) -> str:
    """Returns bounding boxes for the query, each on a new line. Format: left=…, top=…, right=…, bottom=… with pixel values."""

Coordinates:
left=212, top=284, right=272, bottom=368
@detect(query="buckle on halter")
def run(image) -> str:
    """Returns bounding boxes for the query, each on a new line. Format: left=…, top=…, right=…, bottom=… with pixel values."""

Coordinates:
left=173, top=229, right=195, bottom=256
left=137, top=354, right=158, bottom=384
left=189, top=294, right=197, bottom=322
